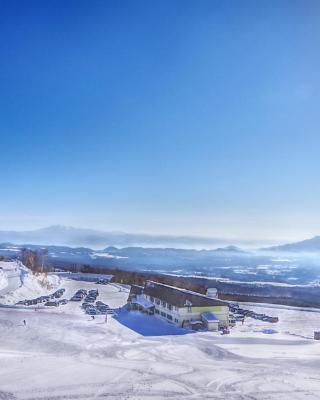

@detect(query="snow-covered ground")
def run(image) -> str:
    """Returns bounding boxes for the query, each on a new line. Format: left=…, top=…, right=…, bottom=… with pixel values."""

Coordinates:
left=0, top=261, right=320, bottom=400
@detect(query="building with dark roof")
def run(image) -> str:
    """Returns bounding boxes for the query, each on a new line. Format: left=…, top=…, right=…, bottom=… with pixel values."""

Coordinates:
left=127, top=280, right=229, bottom=330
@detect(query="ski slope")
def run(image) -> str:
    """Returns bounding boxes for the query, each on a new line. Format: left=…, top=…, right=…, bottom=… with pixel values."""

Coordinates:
left=0, top=261, right=319, bottom=400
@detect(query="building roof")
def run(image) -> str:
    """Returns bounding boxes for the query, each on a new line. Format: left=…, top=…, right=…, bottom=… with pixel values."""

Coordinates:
left=128, top=284, right=144, bottom=297
left=143, top=280, right=227, bottom=308
left=201, top=312, right=219, bottom=322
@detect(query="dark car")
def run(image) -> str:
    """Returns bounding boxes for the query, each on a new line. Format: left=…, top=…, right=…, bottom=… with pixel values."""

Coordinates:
left=45, top=301, right=59, bottom=307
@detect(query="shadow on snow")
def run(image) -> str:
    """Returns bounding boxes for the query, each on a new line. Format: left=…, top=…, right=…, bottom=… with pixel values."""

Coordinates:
left=113, top=310, right=193, bottom=337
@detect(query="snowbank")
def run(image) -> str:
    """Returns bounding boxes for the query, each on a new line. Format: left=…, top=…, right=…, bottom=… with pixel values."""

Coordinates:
left=0, top=261, right=60, bottom=305
left=0, top=268, right=8, bottom=291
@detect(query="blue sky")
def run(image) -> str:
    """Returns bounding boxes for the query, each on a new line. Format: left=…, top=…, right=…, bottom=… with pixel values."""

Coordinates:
left=0, top=0, right=319, bottom=241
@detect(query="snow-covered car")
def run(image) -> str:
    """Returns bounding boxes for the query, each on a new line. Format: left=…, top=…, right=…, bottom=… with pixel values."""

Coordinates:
left=84, top=296, right=95, bottom=303
left=86, top=307, right=97, bottom=315
left=16, top=300, right=28, bottom=305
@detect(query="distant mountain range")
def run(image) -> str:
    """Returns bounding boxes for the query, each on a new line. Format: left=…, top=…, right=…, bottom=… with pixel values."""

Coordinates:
left=265, top=236, right=320, bottom=253
left=0, top=225, right=320, bottom=254
left=0, top=225, right=264, bottom=250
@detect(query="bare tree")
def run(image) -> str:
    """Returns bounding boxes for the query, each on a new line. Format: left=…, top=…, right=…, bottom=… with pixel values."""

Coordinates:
left=20, top=248, right=49, bottom=274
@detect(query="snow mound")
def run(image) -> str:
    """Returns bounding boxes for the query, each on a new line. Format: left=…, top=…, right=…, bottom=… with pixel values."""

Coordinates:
left=0, top=261, right=60, bottom=305
left=0, top=267, right=8, bottom=291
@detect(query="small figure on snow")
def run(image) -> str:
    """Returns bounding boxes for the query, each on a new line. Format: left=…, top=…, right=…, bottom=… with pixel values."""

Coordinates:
left=23, top=320, right=26, bottom=326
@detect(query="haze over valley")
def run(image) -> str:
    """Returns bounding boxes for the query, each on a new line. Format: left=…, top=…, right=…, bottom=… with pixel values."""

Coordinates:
left=1, top=226, right=320, bottom=287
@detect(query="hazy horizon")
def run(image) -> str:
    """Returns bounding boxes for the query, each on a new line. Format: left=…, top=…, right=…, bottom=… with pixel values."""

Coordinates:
left=0, top=217, right=320, bottom=245
left=0, top=223, right=315, bottom=249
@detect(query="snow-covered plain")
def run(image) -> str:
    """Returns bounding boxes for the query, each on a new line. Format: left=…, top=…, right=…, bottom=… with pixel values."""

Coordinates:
left=0, top=261, right=320, bottom=400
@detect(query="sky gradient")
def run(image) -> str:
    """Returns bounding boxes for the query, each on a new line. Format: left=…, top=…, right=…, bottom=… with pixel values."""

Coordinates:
left=1, top=0, right=320, bottom=242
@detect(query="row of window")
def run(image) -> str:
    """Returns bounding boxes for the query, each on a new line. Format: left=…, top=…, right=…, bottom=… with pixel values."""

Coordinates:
left=149, top=296, right=178, bottom=311
left=155, top=309, right=171, bottom=319
left=155, top=308, right=179, bottom=324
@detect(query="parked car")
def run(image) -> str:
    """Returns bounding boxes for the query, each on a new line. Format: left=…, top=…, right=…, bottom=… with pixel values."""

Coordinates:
left=70, top=296, right=82, bottom=301
left=96, top=279, right=109, bottom=285
left=84, top=296, right=95, bottom=303
left=86, top=307, right=97, bottom=315
left=45, top=301, right=59, bottom=307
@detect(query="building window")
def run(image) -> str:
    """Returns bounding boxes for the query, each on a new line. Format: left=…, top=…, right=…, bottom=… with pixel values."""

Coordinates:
left=156, top=299, right=160, bottom=305
left=161, top=311, right=166, bottom=317
left=174, top=318, right=179, bottom=323
left=167, top=314, right=173, bottom=320
left=155, top=309, right=160, bottom=314
left=167, top=304, right=172, bottom=310
left=150, top=296, right=154, bottom=302
left=174, top=306, right=178, bottom=311
left=161, top=301, right=166, bottom=307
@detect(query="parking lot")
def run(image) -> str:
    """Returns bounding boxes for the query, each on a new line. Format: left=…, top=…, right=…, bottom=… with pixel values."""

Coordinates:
left=11, top=277, right=129, bottom=320
left=16, top=288, right=66, bottom=307
left=230, top=303, right=279, bottom=323
left=69, top=288, right=115, bottom=316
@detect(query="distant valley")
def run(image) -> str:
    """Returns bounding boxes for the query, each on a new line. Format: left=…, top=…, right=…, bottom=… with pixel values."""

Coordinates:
left=1, top=240, right=320, bottom=287
left=1, top=226, right=320, bottom=287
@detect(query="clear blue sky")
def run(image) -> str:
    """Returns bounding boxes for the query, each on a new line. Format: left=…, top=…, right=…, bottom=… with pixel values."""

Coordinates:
left=1, top=0, right=319, bottom=241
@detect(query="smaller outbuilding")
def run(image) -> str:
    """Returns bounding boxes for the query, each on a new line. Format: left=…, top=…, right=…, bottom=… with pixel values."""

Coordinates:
left=201, top=312, right=220, bottom=331
left=314, top=331, right=320, bottom=340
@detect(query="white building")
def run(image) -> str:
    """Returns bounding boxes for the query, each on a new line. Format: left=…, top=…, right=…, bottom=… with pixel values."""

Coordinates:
left=128, top=280, right=229, bottom=330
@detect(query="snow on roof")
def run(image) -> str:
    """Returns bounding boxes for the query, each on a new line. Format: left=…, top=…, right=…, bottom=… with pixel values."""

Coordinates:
left=131, top=294, right=155, bottom=309
left=201, top=312, right=219, bottom=322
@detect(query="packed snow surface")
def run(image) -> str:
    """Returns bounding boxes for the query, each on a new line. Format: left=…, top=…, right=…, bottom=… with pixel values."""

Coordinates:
left=0, top=261, right=319, bottom=399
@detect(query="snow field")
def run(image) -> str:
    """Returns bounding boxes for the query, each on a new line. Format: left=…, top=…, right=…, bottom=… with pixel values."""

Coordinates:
left=0, top=261, right=319, bottom=399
